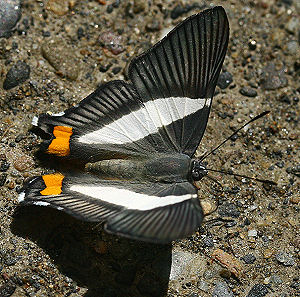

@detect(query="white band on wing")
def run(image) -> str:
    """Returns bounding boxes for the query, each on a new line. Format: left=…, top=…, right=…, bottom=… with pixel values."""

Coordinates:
left=78, top=97, right=210, bottom=145
left=70, top=184, right=197, bottom=211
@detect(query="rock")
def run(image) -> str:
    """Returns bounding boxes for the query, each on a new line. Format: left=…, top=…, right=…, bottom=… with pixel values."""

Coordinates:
left=170, top=3, right=204, bottom=19
left=133, top=0, right=146, bottom=13
left=198, top=279, right=209, bottom=292
left=248, top=229, right=258, bottom=237
left=3, top=61, right=30, bottom=90
left=217, top=72, right=233, bottom=89
left=212, top=281, right=233, bottom=297
left=0, top=0, right=21, bottom=38
left=285, top=17, right=299, bottom=34
left=218, top=202, right=240, bottom=218
left=247, top=284, right=268, bottom=297
left=99, top=31, right=124, bottom=55
left=260, top=63, right=288, bottom=90
left=0, top=173, right=7, bottom=186
left=276, top=252, right=295, bottom=266
left=47, top=0, right=76, bottom=16
left=145, top=19, right=161, bottom=32
left=170, top=251, right=194, bottom=280
left=13, top=155, right=34, bottom=172
left=239, top=86, right=257, bottom=97
left=241, top=253, right=256, bottom=264
left=269, top=274, right=283, bottom=285
left=211, top=248, right=243, bottom=278
left=285, top=40, right=299, bottom=55
left=41, top=39, right=80, bottom=80
left=0, top=282, right=16, bottom=297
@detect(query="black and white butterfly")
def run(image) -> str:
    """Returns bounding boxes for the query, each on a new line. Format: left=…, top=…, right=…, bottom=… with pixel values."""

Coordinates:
left=19, top=6, right=229, bottom=243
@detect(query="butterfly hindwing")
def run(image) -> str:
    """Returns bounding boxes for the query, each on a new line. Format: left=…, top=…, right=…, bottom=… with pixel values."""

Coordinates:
left=19, top=174, right=203, bottom=243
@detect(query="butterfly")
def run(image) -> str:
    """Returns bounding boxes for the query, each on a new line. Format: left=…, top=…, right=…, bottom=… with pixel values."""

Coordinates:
left=19, top=6, right=229, bottom=244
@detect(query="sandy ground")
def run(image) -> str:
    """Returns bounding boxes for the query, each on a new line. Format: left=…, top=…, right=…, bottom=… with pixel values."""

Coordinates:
left=0, top=0, right=299, bottom=296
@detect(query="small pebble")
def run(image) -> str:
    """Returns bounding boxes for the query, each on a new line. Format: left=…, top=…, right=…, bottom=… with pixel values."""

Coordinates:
left=241, top=254, right=256, bottom=264
left=217, top=71, right=233, bottom=89
left=13, top=155, right=34, bottom=172
left=285, top=17, right=299, bottom=34
left=239, top=86, right=257, bottom=97
left=276, top=252, right=295, bottom=266
left=218, top=202, right=240, bottom=218
left=269, top=274, right=283, bottom=285
left=247, top=284, right=268, bottom=297
left=0, top=173, right=7, bottom=186
left=133, top=0, right=146, bottom=13
left=0, top=0, right=21, bottom=38
left=99, top=31, right=124, bottom=55
left=47, top=0, right=76, bottom=16
left=3, top=61, right=30, bottom=90
left=198, top=279, right=209, bottom=292
left=212, top=281, right=233, bottom=297
left=248, top=230, right=258, bottom=237
left=170, top=3, right=203, bottom=19
left=0, top=282, right=16, bottom=297
left=260, top=63, right=288, bottom=90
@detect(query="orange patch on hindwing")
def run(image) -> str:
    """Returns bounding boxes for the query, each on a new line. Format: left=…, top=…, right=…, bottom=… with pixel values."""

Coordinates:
left=48, top=126, right=73, bottom=156
left=40, top=173, right=64, bottom=195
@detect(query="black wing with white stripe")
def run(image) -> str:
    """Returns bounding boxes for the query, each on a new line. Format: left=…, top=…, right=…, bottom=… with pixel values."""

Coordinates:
left=20, top=175, right=203, bottom=243
left=129, top=6, right=229, bottom=156
left=34, top=6, right=228, bottom=159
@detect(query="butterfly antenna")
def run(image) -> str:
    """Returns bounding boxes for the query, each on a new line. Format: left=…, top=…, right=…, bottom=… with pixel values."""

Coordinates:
left=199, top=111, right=270, bottom=162
left=205, top=168, right=277, bottom=185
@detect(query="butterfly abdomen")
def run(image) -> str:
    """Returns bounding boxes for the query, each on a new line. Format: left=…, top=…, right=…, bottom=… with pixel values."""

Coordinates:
left=85, top=153, right=192, bottom=183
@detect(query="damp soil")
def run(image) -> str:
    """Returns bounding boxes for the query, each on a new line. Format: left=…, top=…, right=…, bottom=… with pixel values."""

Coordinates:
left=0, top=1, right=299, bottom=297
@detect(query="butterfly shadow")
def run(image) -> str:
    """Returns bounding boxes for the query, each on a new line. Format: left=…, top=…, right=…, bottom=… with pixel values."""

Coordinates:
left=11, top=206, right=172, bottom=297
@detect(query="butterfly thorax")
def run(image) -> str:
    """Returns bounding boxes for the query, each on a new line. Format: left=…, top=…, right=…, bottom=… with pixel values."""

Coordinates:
left=85, top=153, right=192, bottom=183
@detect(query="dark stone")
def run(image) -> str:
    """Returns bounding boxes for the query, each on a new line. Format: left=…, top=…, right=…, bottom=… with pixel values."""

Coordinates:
left=111, top=66, right=122, bottom=75
left=0, top=173, right=7, bottom=186
left=170, top=3, right=205, bottom=19
left=0, top=0, right=21, bottom=38
left=99, top=64, right=111, bottom=73
left=0, top=160, right=10, bottom=172
left=286, top=165, right=300, bottom=177
left=239, top=86, right=257, bottom=97
left=42, top=30, right=51, bottom=37
left=218, top=202, right=240, bottom=218
left=275, top=161, right=284, bottom=168
left=202, top=236, right=214, bottom=248
left=247, top=284, right=268, bottom=297
left=107, top=4, right=113, bottom=13
left=241, top=254, right=256, bottom=264
left=77, top=27, right=84, bottom=40
left=217, top=72, right=233, bottom=89
left=3, top=61, right=30, bottom=90
left=145, top=19, right=161, bottom=32
left=0, top=282, right=16, bottom=297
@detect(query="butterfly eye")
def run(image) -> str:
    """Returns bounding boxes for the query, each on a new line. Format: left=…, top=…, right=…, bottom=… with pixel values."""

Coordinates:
left=192, top=169, right=200, bottom=181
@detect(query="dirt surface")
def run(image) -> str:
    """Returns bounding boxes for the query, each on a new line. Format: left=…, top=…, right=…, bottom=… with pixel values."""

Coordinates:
left=0, top=0, right=299, bottom=296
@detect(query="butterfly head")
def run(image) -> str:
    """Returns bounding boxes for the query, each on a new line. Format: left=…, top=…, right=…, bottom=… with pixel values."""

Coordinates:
left=191, top=160, right=208, bottom=181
